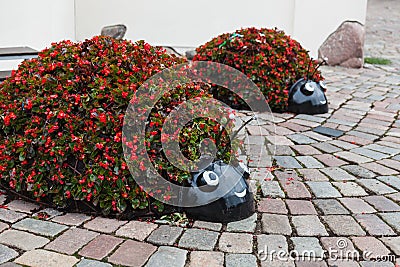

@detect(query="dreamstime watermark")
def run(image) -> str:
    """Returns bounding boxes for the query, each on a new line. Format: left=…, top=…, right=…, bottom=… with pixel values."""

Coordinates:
left=122, top=61, right=274, bottom=207
left=257, top=238, right=397, bottom=263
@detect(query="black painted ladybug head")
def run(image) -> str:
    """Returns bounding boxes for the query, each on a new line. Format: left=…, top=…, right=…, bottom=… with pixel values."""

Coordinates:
left=287, top=58, right=329, bottom=115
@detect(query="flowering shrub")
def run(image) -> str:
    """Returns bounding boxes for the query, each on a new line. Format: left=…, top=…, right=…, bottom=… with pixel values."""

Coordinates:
left=0, top=36, right=232, bottom=214
left=193, top=27, right=324, bottom=111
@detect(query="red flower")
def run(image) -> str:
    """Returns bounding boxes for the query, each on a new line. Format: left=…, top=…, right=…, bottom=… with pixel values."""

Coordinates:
left=96, top=143, right=104, bottom=150
left=99, top=113, right=107, bottom=123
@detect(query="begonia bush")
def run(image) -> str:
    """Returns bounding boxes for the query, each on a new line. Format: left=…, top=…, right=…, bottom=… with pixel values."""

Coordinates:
left=0, top=36, right=232, bottom=215
left=193, top=27, right=324, bottom=111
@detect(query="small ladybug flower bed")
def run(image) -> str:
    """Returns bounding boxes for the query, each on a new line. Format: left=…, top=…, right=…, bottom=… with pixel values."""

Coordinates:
left=193, top=27, right=324, bottom=111
left=0, top=36, right=232, bottom=216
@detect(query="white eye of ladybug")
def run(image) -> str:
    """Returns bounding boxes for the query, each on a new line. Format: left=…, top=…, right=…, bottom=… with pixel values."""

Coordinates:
left=319, top=81, right=327, bottom=89
left=304, top=82, right=315, bottom=92
left=203, top=171, right=219, bottom=186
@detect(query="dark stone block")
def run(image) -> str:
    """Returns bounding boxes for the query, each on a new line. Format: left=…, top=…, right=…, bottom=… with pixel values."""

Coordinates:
left=313, top=126, right=344, bottom=137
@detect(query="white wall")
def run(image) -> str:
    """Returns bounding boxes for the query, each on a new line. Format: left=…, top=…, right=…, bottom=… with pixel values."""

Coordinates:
left=0, top=0, right=75, bottom=50
left=0, top=0, right=367, bottom=68
left=75, top=0, right=367, bottom=57
left=75, top=0, right=295, bottom=47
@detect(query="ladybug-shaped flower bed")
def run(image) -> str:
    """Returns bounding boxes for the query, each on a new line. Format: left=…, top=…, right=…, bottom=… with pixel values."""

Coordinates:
left=193, top=27, right=324, bottom=112
left=0, top=36, right=232, bottom=216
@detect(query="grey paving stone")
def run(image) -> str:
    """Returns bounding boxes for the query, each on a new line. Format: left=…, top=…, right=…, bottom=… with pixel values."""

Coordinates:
left=267, top=136, right=295, bottom=146
left=354, top=214, right=396, bottom=236
left=332, top=182, right=368, bottom=196
left=329, top=140, right=359, bottom=150
left=292, top=145, right=322, bottom=155
left=261, top=214, right=292, bottom=235
left=357, top=179, right=397, bottom=194
left=363, top=195, right=400, bottom=212
left=0, top=244, right=18, bottom=264
left=261, top=259, right=296, bottom=267
left=320, top=237, right=357, bottom=260
left=380, top=237, right=400, bottom=256
left=12, top=218, right=68, bottom=237
left=268, top=145, right=295, bottom=156
left=273, top=156, right=302, bottom=168
left=14, top=249, right=79, bottom=267
left=321, top=167, right=357, bottom=181
left=341, top=165, right=377, bottom=178
left=115, top=220, right=158, bottom=241
left=84, top=217, right=127, bottom=234
left=192, top=221, right=222, bottom=231
left=335, top=151, right=373, bottom=164
left=296, top=259, right=328, bottom=267
left=0, top=262, right=22, bottom=267
left=288, top=134, right=317, bottom=145
left=351, top=147, right=389, bottom=160
left=0, top=222, right=8, bottom=233
left=366, top=144, right=400, bottom=156
left=380, top=212, right=400, bottom=232
left=257, top=234, right=288, bottom=256
left=6, top=200, right=39, bottom=214
left=327, top=259, right=360, bottom=267
left=76, top=259, right=112, bottom=267
left=146, top=225, right=183, bottom=246
left=296, top=114, right=326, bottom=123
left=339, top=198, right=376, bottom=214
left=313, top=199, right=350, bottom=215
left=52, top=213, right=91, bottom=226
left=178, top=229, right=219, bottom=250
left=280, top=180, right=312, bottom=199
left=328, top=118, right=357, bottom=127
left=387, top=192, right=400, bottom=202
left=227, top=213, right=257, bottom=233
left=348, top=130, right=379, bottom=141
left=0, top=209, right=26, bottom=223
left=291, top=237, right=325, bottom=258
left=292, top=215, right=328, bottom=236
left=296, top=156, right=325, bottom=168
left=0, top=229, right=49, bottom=250
left=377, top=176, right=400, bottom=190
left=312, top=143, right=342, bottom=153
left=33, top=208, right=63, bottom=220
left=225, top=254, right=258, bottom=267
left=245, top=135, right=266, bottom=145
left=298, top=169, right=329, bottom=181
left=351, top=236, right=391, bottom=261
left=145, top=246, right=187, bottom=267
left=218, top=232, right=253, bottom=253
left=307, top=182, right=342, bottom=198
left=261, top=181, right=285, bottom=198
left=323, top=215, right=366, bottom=236
left=291, top=118, right=321, bottom=128
left=361, top=162, right=399, bottom=176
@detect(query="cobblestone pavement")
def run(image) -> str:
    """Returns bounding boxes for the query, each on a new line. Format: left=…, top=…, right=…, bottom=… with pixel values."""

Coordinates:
left=1, top=0, right=400, bottom=266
